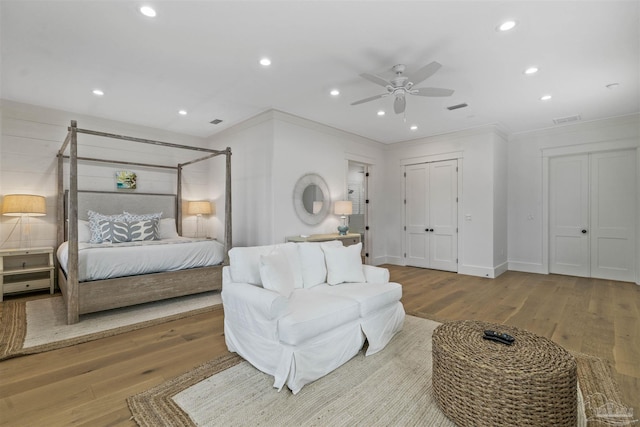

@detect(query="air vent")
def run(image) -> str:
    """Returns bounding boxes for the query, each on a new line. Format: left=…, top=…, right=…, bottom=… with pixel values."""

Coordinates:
left=553, top=115, right=581, bottom=125
left=447, top=103, right=468, bottom=111
left=209, top=119, right=223, bottom=125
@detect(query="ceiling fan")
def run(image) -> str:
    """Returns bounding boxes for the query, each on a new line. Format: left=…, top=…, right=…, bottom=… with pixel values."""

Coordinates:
left=351, top=61, right=454, bottom=114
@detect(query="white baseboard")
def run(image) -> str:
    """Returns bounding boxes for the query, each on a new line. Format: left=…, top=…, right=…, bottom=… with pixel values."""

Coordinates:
left=508, top=261, right=546, bottom=274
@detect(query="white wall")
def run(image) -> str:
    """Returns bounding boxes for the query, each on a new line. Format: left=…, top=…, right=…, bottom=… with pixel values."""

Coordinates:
left=383, top=125, right=508, bottom=277
left=207, top=110, right=388, bottom=261
left=507, top=114, right=640, bottom=280
left=0, top=100, right=211, bottom=249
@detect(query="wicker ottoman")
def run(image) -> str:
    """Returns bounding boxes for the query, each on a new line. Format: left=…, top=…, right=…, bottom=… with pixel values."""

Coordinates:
left=432, top=320, right=577, bottom=427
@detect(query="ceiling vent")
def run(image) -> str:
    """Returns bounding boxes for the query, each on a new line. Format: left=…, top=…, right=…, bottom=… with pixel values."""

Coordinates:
left=553, top=115, right=581, bottom=125
left=209, top=119, right=223, bottom=125
left=447, top=103, right=468, bottom=111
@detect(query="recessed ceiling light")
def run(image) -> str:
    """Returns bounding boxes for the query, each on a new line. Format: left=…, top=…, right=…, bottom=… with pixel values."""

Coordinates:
left=497, top=20, right=517, bottom=32
left=410, top=125, right=418, bottom=131
left=140, top=6, right=156, bottom=17
left=606, top=83, right=620, bottom=90
left=259, top=58, right=271, bottom=66
left=377, top=110, right=385, bottom=116
left=540, top=94, right=552, bottom=101
left=92, top=89, right=104, bottom=96
left=330, top=89, right=340, bottom=96
left=178, top=110, right=187, bottom=115
left=524, top=67, right=539, bottom=75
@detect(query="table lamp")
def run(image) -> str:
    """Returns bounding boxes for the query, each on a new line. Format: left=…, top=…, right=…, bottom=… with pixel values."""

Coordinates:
left=334, top=200, right=352, bottom=235
left=188, top=201, right=213, bottom=238
left=2, top=194, right=46, bottom=248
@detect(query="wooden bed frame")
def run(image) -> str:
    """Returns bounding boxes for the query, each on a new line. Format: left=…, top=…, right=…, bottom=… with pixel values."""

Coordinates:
left=56, top=120, right=232, bottom=324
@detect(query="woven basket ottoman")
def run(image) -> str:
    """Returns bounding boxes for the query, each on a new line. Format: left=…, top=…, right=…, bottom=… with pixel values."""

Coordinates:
left=432, top=320, right=577, bottom=427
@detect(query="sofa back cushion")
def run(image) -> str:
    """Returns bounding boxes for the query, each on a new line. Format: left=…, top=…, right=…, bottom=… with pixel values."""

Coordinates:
left=297, top=240, right=343, bottom=288
left=229, top=242, right=303, bottom=287
left=321, top=242, right=366, bottom=285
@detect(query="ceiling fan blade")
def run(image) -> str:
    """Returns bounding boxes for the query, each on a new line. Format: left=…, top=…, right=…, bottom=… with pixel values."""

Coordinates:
left=351, top=93, right=386, bottom=106
left=394, top=96, right=406, bottom=114
left=412, top=87, right=455, bottom=97
left=408, top=61, right=442, bottom=86
left=360, top=73, right=391, bottom=87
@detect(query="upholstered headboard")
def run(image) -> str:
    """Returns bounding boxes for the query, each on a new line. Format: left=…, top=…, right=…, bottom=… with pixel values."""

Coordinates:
left=70, top=190, right=177, bottom=220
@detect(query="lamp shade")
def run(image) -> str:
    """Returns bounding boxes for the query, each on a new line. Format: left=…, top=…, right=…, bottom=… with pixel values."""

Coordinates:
left=2, top=194, right=46, bottom=216
left=334, top=200, right=353, bottom=216
left=188, top=201, right=213, bottom=215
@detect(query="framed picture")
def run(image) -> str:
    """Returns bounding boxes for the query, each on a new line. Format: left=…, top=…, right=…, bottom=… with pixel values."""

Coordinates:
left=116, top=171, right=137, bottom=190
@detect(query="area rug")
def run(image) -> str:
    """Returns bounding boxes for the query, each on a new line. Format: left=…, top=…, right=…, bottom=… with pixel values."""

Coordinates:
left=0, top=291, right=222, bottom=361
left=128, top=314, right=632, bottom=427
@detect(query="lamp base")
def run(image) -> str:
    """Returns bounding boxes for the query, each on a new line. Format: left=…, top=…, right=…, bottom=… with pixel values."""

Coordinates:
left=337, top=225, right=349, bottom=236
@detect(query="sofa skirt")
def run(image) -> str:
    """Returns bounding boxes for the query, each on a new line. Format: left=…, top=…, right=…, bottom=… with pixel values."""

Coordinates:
left=225, top=318, right=365, bottom=394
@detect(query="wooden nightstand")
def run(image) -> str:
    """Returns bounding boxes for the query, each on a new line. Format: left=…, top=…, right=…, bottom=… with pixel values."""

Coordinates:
left=286, top=233, right=361, bottom=247
left=0, top=247, right=55, bottom=301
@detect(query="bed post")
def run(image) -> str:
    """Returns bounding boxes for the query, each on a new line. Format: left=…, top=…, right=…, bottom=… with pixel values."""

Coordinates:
left=67, top=120, right=79, bottom=324
left=177, top=164, right=183, bottom=236
left=224, top=147, right=232, bottom=263
left=56, top=153, right=64, bottom=255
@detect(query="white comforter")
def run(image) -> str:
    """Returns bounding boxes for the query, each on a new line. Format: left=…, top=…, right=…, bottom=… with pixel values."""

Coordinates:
left=57, top=237, right=225, bottom=282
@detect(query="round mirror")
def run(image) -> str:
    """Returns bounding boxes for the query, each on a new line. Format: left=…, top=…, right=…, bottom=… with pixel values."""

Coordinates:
left=293, top=173, right=330, bottom=225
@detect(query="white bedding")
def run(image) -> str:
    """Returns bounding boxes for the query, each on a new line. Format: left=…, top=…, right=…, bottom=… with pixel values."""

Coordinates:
left=57, top=237, right=225, bottom=282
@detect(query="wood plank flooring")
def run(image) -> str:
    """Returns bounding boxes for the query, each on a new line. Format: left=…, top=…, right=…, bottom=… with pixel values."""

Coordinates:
left=1, top=267, right=638, bottom=426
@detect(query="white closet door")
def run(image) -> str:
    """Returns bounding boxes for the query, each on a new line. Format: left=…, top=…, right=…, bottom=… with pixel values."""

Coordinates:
left=429, top=160, right=458, bottom=271
left=404, top=160, right=458, bottom=271
left=590, top=150, right=636, bottom=281
left=405, top=164, right=430, bottom=268
left=549, top=155, right=590, bottom=277
left=549, top=150, right=637, bottom=282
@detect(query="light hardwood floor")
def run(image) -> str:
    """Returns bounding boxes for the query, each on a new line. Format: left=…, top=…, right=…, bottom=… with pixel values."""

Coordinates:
left=1, top=267, right=638, bottom=426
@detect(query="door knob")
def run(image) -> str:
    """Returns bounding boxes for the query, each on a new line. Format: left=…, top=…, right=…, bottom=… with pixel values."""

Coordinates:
left=581, top=229, right=587, bottom=234
left=430, top=229, right=434, bottom=232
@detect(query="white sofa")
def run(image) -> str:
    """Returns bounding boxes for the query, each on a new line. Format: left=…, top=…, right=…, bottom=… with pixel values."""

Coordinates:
left=222, top=241, right=405, bottom=394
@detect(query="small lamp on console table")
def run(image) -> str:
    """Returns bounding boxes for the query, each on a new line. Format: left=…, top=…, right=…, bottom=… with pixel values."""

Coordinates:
left=1, top=194, right=47, bottom=248
left=334, top=200, right=353, bottom=236
left=187, top=201, right=212, bottom=238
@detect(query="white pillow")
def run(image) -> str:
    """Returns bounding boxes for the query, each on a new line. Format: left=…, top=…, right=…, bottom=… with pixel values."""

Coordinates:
left=158, top=218, right=179, bottom=239
left=321, top=242, right=365, bottom=285
left=259, top=250, right=295, bottom=298
left=78, top=220, right=91, bottom=243
left=298, top=240, right=343, bottom=287
left=228, top=245, right=277, bottom=285
left=275, top=242, right=304, bottom=289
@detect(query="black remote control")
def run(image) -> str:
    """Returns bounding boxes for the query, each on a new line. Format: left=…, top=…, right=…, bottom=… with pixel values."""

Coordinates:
left=483, top=330, right=515, bottom=345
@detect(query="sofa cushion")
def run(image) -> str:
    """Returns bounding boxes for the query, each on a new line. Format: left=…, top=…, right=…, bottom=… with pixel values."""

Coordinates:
left=312, top=282, right=402, bottom=317
left=321, top=242, right=365, bottom=285
left=260, top=250, right=295, bottom=298
left=297, top=241, right=343, bottom=288
left=229, top=243, right=302, bottom=287
left=278, top=290, right=360, bottom=346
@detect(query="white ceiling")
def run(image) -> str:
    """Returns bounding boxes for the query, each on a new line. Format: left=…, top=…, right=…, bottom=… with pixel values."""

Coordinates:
left=1, top=1, right=638, bottom=144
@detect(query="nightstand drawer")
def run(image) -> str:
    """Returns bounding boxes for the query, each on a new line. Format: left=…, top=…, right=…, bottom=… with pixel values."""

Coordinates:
left=342, top=237, right=360, bottom=246
left=3, top=277, right=51, bottom=293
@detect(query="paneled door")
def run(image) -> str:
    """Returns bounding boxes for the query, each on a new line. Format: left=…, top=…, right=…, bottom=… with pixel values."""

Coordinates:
left=404, top=160, right=458, bottom=271
left=549, top=150, right=637, bottom=282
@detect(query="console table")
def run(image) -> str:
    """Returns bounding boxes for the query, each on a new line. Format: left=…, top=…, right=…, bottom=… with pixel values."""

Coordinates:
left=286, top=233, right=361, bottom=247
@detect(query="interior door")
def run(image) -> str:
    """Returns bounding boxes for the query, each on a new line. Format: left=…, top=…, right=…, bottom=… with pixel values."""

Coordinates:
left=549, top=155, right=590, bottom=277
left=404, top=160, right=458, bottom=271
left=405, top=163, right=430, bottom=268
left=549, top=150, right=637, bottom=281
left=590, top=150, right=636, bottom=281
left=429, top=160, right=458, bottom=271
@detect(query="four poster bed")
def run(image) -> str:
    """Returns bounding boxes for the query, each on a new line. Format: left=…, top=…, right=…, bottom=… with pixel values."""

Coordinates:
left=56, top=120, right=232, bottom=324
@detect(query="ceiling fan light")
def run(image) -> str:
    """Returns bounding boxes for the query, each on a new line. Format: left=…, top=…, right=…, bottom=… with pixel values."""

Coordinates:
left=410, top=125, right=418, bottom=131
left=140, top=6, right=156, bottom=17
left=330, top=89, right=340, bottom=96
left=497, top=20, right=517, bottom=32
left=540, top=94, right=552, bottom=101
left=92, top=89, right=104, bottom=96
left=377, top=110, right=385, bottom=116
left=524, top=67, right=539, bottom=75
left=259, top=58, right=271, bottom=66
